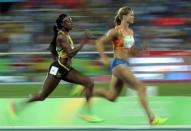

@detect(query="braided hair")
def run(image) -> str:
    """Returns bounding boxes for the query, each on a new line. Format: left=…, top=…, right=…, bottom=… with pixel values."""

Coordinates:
left=48, top=14, right=68, bottom=59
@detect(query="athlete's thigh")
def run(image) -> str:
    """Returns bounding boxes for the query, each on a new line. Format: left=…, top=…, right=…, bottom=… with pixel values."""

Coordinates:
left=110, top=74, right=124, bottom=96
left=40, top=74, right=61, bottom=96
left=63, top=68, right=92, bottom=85
left=112, top=65, right=139, bottom=88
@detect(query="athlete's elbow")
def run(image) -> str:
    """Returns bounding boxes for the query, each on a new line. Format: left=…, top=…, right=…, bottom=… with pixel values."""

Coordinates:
left=95, top=40, right=100, bottom=47
left=95, top=40, right=104, bottom=50
left=67, top=53, right=73, bottom=58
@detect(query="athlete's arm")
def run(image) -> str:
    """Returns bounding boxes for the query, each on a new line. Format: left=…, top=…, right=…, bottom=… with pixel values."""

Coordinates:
left=57, top=34, right=84, bottom=58
left=96, top=29, right=119, bottom=65
left=57, top=30, right=92, bottom=58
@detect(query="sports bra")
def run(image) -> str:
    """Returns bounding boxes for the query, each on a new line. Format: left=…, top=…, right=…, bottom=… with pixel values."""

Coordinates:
left=112, top=27, right=134, bottom=50
left=56, top=30, right=74, bottom=58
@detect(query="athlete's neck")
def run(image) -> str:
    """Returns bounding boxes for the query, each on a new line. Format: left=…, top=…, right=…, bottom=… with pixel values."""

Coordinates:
left=120, top=21, right=129, bottom=32
left=61, top=28, right=70, bottom=35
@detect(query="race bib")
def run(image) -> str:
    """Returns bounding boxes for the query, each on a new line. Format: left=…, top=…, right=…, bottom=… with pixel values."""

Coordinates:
left=49, top=66, right=58, bottom=75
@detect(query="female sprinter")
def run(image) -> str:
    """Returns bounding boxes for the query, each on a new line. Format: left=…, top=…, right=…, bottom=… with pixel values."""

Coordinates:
left=10, top=13, right=103, bottom=123
left=94, top=6, right=168, bottom=125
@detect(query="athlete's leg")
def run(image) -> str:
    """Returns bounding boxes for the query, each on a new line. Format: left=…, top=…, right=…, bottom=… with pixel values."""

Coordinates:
left=27, top=74, right=60, bottom=103
left=64, top=68, right=106, bottom=122
left=94, top=74, right=124, bottom=102
left=112, top=64, right=154, bottom=124
left=64, top=68, right=94, bottom=104
left=10, top=74, right=60, bottom=115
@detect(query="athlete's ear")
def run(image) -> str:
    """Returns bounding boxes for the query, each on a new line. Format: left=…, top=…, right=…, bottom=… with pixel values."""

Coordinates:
left=61, top=21, right=65, bottom=27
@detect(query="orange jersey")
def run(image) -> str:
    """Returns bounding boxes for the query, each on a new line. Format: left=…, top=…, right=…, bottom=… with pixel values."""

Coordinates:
left=112, top=26, right=134, bottom=50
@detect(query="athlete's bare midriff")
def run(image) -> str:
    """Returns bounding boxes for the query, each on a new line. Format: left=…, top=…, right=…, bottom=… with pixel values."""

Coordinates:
left=114, top=49, right=130, bottom=60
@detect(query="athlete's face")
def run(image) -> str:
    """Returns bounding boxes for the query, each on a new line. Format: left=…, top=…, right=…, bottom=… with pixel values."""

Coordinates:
left=124, top=10, right=134, bottom=24
left=62, top=16, right=73, bottom=30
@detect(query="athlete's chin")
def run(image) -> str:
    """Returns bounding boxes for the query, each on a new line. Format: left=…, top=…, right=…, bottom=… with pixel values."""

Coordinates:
left=127, top=21, right=134, bottom=24
left=129, top=21, right=134, bottom=24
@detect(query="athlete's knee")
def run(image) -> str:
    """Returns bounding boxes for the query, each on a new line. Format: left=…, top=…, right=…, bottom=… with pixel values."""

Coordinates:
left=81, top=78, right=94, bottom=98
left=107, top=91, right=118, bottom=102
left=35, top=93, right=47, bottom=101
left=108, top=95, right=117, bottom=102
left=85, top=81, right=94, bottom=95
left=83, top=79, right=94, bottom=89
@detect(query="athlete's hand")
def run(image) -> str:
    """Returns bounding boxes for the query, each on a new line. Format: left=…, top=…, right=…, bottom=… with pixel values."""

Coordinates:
left=81, top=29, right=92, bottom=44
left=99, top=55, right=111, bottom=66
left=84, top=29, right=92, bottom=39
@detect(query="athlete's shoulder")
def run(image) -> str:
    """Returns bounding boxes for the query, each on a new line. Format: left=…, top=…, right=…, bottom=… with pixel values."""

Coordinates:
left=106, top=27, right=120, bottom=39
left=57, top=31, right=68, bottom=43
left=58, top=31, right=67, bottom=38
left=106, top=28, right=114, bottom=36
